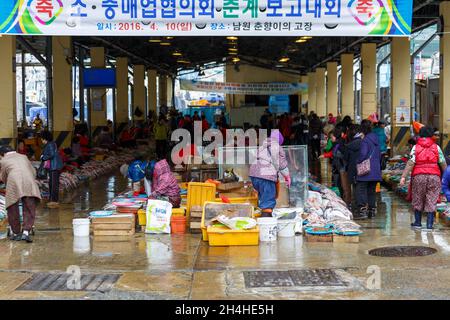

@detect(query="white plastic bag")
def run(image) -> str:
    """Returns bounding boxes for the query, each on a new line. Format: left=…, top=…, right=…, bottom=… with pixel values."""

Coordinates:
left=216, top=215, right=257, bottom=230
left=145, top=199, right=172, bottom=234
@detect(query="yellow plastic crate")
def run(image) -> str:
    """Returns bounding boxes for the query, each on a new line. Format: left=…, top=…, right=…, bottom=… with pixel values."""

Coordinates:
left=187, top=182, right=216, bottom=226
left=201, top=202, right=254, bottom=242
left=207, top=225, right=259, bottom=246
left=178, top=182, right=189, bottom=190
left=137, top=207, right=185, bottom=226
left=214, top=196, right=258, bottom=207
left=172, top=207, right=186, bottom=216
left=137, top=209, right=146, bottom=226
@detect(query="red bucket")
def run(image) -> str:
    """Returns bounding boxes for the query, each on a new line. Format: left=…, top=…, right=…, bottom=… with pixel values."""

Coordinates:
left=171, top=216, right=187, bottom=234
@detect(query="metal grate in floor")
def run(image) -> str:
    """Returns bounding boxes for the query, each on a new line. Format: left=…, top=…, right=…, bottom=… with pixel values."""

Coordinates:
left=368, top=246, right=437, bottom=257
left=243, top=269, right=347, bottom=288
left=16, top=273, right=121, bottom=292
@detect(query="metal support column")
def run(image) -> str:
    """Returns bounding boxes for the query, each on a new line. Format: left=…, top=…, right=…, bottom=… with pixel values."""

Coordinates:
left=21, top=50, right=26, bottom=125
left=45, top=36, right=53, bottom=131
left=79, top=48, right=85, bottom=123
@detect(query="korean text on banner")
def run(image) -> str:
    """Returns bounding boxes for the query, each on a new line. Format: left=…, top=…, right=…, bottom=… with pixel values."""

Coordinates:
left=0, top=1, right=413, bottom=36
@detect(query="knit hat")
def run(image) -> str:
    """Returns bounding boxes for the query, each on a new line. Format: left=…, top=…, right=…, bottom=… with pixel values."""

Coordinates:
left=270, top=129, right=284, bottom=145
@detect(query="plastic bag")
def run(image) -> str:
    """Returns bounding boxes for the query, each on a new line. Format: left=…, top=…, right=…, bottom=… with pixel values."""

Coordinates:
left=216, top=215, right=257, bottom=230
left=145, top=199, right=172, bottom=234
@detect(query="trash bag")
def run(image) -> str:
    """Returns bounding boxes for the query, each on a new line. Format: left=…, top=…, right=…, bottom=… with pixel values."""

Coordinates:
left=145, top=199, right=172, bottom=234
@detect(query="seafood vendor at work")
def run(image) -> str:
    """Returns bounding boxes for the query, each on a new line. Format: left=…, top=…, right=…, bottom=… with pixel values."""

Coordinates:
left=126, top=154, right=149, bottom=197
left=146, top=158, right=181, bottom=208
left=249, top=130, right=291, bottom=217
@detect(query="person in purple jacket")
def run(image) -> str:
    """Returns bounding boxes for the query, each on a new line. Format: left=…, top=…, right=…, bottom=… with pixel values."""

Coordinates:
left=249, top=130, right=291, bottom=218
left=355, top=120, right=382, bottom=219
left=442, top=166, right=450, bottom=203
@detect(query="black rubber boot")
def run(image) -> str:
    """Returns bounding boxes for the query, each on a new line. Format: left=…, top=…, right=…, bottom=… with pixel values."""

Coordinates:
left=9, top=233, right=22, bottom=241
left=368, top=207, right=377, bottom=219
left=354, top=207, right=368, bottom=220
left=411, top=210, right=422, bottom=229
left=426, top=212, right=435, bottom=231
left=260, top=209, right=273, bottom=218
left=21, top=233, right=33, bottom=243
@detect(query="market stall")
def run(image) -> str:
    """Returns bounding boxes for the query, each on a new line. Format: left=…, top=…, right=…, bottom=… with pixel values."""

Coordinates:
left=77, top=144, right=362, bottom=245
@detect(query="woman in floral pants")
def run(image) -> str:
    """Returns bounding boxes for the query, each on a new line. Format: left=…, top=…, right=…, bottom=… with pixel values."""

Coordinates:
left=400, top=127, right=447, bottom=230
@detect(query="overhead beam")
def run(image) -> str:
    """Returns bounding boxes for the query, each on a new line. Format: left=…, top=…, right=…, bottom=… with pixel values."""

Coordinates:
left=16, top=36, right=50, bottom=69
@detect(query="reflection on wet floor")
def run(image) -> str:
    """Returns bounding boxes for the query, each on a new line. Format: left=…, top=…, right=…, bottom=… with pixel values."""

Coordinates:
left=1, top=170, right=450, bottom=284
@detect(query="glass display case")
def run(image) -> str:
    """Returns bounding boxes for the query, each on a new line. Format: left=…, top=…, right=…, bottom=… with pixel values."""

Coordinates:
left=218, top=145, right=308, bottom=208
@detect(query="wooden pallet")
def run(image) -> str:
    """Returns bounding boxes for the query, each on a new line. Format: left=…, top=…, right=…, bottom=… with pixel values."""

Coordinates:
left=305, top=233, right=333, bottom=242
left=91, top=214, right=135, bottom=237
left=333, top=234, right=360, bottom=243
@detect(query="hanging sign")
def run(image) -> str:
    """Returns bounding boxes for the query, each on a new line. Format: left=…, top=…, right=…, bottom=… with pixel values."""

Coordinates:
left=0, top=0, right=413, bottom=36
left=395, top=106, right=411, bottom=127
left=180, top=79, right=308, bottom=95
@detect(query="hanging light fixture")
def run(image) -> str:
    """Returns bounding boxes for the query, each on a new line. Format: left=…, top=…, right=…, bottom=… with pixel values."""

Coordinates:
left=232, top=57, right=240, bottom=63
left=160, top=42, right=171, bottom=46
left=228, top=47, right=238, bottom=52
left=149, top=38, right=162, bottom=43
left=279, top=56, right=290, bottom=63
left=227, top=36, right=238, bottom=40
left=295, top=38, right=307, bottom=43
left=229, top=51, right=238, bottom=55
left=301, top=36, right=313, bottom=40
left=172, top=50, right=182, bottom=56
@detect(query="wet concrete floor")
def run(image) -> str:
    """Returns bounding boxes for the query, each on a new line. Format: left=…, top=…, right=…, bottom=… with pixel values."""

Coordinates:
left=1, top=172, right=450, bottom=300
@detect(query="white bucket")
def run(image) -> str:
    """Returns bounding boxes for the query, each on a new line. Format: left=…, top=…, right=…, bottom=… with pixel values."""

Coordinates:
left=277, top=219, right=296, bottom=237
left=257, top=217, right=278, bottom=242
left=73, top=218, right=90, bottom=237
left=73, top=236, right=90, bottom=254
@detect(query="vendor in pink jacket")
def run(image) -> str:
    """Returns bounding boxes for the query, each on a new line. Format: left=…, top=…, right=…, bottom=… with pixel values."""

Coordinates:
left=249, top=130, right=291, bottom=217
left=147, top=158, right=181, bottom=208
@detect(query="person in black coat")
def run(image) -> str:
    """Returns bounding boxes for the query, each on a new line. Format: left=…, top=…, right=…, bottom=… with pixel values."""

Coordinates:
left=344, top=124, right=362, bottom=213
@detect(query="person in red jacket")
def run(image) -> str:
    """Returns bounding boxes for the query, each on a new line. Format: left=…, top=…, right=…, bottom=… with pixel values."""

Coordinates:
left=400, top=126, right=447, bottom=230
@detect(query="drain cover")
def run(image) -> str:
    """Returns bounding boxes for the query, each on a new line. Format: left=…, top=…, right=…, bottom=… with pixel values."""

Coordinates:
left=243, top=269, right=346, bottom=288
left=368, top=246, right=437, bottom=257
left=17, top=273, right=121, bottom=292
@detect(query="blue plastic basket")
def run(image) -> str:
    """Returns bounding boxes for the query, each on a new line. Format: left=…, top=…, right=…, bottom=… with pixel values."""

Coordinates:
left=305, top=227, right=333, bottom=235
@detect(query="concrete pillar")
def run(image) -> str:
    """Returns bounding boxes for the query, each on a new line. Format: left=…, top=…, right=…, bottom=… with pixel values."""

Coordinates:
left=390, top=37, right=411, bottom=156
left=90, top=47, right=106, bottom=137
left=440, top=1, right=450, bottom=156
left=360, top=43, right=377, bottom=120
left=159, top=75, right=168, bottom=110
left=133, top=65, right=145, bottom=122
left=341, top=53, right=354, bottom=118
left=167, top=76, right=174, bottom=107
left=0, top=36, right=17, bottom=147
left=147, top=69, right=157, bottom=115
left=300, top=75, right=308, bottom=112
left=115, top=57, right=129, bottom=134
left=307, top=72, right=317, bottom=114
left=326, top=62, right=338, bottom=117
left=52, top=36, right=73, bottom=148
left=316, top=68, right=326, bottom=117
